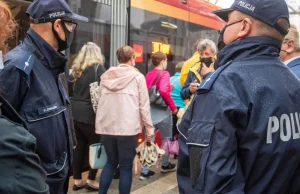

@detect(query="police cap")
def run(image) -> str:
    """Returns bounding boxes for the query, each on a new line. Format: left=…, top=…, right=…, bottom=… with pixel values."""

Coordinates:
left=212, top=0, right=290, bottom=35
left=26, top=0, right=89, bottom=24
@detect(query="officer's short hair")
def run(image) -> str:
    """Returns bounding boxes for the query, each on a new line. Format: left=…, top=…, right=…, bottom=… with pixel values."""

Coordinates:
left=116, top=46, right=135, bottom=64
left=285, top=25, right=300, bottom=52
left=197, top=39, right=217, bottom=54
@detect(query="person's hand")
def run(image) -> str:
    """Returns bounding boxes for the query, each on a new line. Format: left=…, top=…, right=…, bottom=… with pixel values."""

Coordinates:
left=73, top=146, right=76, bottom=149
left=172, top=108, right=178, bottom=115
left=189, top=80, right=198, bottom=94
left=146, top=135, right=153, bottom=142
left=201, top=63, right=214, bottom=77
left=170, top=84, right=175, bottom=90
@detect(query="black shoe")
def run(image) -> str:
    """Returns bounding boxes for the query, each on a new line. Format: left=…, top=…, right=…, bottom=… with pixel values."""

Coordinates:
left=161, top=163, right=177, bottom=173
left=139, top=170, right=155, bottom=180
left=113, top=167, right=120, bottom=179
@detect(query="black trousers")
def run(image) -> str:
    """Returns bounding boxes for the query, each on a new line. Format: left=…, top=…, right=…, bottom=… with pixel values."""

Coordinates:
left=73, top=121, right=100, bottom=180
left=172, top=108, right=180, bottom=138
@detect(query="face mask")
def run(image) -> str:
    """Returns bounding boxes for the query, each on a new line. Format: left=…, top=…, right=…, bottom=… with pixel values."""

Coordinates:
left=217, top=20, right=243, bottom=51
left=163, top=62, right=168, bottom=70
left=200, top=57, right=213, bottom=67
left=132, top=61, right=136, bottom=67
left=52, top=21, right=74, bottom=52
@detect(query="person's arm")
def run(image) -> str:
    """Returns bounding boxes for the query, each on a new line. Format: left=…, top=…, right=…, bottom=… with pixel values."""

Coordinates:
left=0, top=65, right=29, bottom=111
left=180, top=71, right=194, bottom=100
left=137, top=74, right=155, bottom=138
left=158, top=71, right=177, bottom=112
left=188, top=94, right=245, bottom=193
left=0, top=119, right=49, bottom=194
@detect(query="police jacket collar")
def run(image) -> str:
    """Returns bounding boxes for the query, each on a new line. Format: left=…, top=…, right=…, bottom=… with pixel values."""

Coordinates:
left=214, top=36, right=282, bottom=69
left=26, top=28, right=67, bottom=75
left=0, top=95, right=28, bottom=129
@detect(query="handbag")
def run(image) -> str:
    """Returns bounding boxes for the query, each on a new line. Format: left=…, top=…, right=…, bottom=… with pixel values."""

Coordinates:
left=148, top=72, right=167, bottom=108
left=89, top=65, right=99, bottom=113
left=162, top=138, right=179, bottom=156
left=89, top=143, right=107, bottom=169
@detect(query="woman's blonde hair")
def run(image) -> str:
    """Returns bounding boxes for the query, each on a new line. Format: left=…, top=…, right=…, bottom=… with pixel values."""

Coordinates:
left=71, top=42, right=104, bottom=81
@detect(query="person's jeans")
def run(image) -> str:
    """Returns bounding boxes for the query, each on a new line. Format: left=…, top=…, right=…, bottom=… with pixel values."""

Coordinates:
left=141, top=115, right=172, bottom=174
left=99, top=135, right=138, bottom=194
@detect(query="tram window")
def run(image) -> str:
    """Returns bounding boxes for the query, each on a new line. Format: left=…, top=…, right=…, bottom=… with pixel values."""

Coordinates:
left=130, top=6, right=219, bottom=75
left=67, top=0, right=112, bottom=70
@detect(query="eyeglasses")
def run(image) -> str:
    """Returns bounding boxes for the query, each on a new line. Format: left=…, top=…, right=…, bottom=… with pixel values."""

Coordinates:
left=61, top=20, right=77, bottom=32
left=283, top=39, right=290, bottom=44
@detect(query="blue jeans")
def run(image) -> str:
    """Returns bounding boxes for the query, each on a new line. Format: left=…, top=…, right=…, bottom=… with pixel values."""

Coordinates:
left=99, top=135, right=138, bottom=194
left=141, top=115, right=172, bottom=174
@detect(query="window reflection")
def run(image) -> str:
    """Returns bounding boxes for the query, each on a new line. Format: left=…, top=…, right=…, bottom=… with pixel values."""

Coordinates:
left=67, top=0, right=112, bottom=70
left=130, top=7, right=219, bottom=75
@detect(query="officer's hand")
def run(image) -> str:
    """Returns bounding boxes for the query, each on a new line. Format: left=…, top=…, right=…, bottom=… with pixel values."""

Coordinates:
left=189, top=80, right=198, bottom=94
left=201, top=63, right=214, bottom=77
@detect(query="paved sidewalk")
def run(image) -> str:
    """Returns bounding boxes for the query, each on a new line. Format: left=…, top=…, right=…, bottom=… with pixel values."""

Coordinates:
left=68, top=159, right=179, bottom=194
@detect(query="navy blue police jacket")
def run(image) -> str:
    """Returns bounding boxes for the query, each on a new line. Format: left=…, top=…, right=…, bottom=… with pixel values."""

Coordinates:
left=178, top=36, right=300, bottom=194
left=0, top=28, right=73, bottom=177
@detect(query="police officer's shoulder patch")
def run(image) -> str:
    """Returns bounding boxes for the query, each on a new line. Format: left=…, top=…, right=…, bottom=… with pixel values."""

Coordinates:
left=197, top=60, right=232, bottom=94
left=15, top=52, right=36, bottom=76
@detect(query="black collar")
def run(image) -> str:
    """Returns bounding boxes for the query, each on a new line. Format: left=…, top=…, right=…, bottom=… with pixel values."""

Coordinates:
left=26, top=28, right=68, bottom=75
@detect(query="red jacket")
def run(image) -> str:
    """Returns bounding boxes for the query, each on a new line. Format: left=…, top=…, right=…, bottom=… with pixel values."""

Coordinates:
left=145, top=69, right=176, bottom=112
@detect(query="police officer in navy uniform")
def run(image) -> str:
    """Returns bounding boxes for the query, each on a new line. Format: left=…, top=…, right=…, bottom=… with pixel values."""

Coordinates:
left=178, top=0, right=300, bottom=193
left=0, top=0, right=88, bottom=193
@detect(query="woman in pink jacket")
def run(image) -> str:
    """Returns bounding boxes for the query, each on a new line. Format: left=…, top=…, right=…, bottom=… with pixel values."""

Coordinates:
left=95, top=46, right=154, bottom=194
left=140, top=52, right=178, bottom=180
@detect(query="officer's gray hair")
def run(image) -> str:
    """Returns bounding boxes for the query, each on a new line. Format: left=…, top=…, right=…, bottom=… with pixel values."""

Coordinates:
left=285, top=25, right=300, bottom=52
left=197, top=39, right=217, bottom=54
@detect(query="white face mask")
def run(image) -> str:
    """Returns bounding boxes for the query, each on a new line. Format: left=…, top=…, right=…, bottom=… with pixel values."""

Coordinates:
left=132, top=61, right=136, bottom=67
left=163, top=62, right=167, bottom=70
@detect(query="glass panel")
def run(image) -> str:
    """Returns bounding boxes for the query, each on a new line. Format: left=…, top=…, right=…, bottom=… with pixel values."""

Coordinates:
left=130, top=0, right=221, bottom=75
left=67, top=0, right=112, bottom=70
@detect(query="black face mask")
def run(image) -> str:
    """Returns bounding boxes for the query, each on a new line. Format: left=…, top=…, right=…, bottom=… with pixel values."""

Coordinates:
left=217, top=19, right=243, bottom=51
left=52, top=21, right=74, bottom=52
left=200, top=57, right=213, bottom=67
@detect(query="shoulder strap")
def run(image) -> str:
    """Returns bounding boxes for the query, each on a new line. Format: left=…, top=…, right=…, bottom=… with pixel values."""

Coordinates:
left=154, top=72, right=161, bottom=86
left=94, top=64, right=99, bottom=82
left=171, top=77, right=180, bottom=85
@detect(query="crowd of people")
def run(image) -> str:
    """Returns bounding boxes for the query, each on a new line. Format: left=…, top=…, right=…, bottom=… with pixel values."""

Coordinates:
left=0, top=0, right=300, bottom=194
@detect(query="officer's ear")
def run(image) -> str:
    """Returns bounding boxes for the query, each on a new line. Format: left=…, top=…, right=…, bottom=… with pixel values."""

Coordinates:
left=285, top=39, right=296, bottom=53
left=52, top=19, right=66, bottom=40
left=237, top=18, right=252, bottom=39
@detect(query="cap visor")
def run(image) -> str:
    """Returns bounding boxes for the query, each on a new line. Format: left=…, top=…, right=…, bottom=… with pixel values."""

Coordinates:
left=70, top=13, right=89, bottom=22
left=212, top=8, right=234, bottom=22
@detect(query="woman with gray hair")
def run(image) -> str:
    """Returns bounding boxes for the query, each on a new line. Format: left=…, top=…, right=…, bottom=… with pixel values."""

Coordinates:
left=180, top=38, right=217, bottom=100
